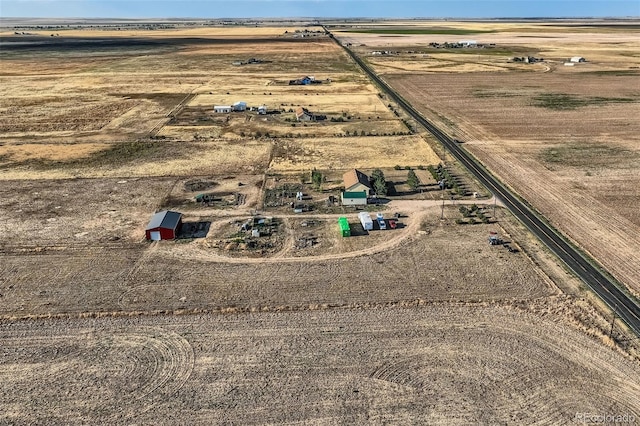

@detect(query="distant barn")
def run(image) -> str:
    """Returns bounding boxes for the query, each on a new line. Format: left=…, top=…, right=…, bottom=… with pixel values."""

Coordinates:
left=145, top=210, right=183, bottom=241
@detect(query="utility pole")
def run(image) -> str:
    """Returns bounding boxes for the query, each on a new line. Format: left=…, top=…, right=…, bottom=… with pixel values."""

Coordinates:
left=493, top=195, right=497, bottom=220
left=609, top=305, right=618, bottom=339
left=441, top=186, right=445, bottom=220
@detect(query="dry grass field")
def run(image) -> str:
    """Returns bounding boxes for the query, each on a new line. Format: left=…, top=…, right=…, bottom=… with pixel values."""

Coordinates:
left=340, top=21, right=640, bottom=296
left=1, top=21, right=640, bottom=423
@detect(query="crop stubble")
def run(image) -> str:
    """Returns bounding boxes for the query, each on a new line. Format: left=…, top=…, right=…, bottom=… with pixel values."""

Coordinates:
left=1, top=305, right=639, bottom=424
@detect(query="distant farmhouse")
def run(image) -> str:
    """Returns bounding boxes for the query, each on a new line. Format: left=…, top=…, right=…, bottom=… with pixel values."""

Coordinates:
left=289, top=76, right=317, bottom=85
left=232, top=101, right=247, bottom=111
left=565, top=57, right=586, bottom=66
left=232, top=58, right=268, bottom=66
left=295, top=107, right=326, bottom=122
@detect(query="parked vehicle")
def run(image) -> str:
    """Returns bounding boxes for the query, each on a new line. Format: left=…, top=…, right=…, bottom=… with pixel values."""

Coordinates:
left=358, top=212, right=374, bottom=231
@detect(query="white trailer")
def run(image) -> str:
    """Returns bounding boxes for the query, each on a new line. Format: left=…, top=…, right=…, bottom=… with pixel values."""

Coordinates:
left=359, top=211, right=373, bottom=231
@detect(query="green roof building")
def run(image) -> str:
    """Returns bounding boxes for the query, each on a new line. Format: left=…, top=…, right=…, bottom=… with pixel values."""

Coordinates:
left=341, top=190, right=367, bottom=206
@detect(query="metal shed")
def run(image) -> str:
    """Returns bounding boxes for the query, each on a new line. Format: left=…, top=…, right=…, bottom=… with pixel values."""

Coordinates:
left=341, top=191, right=368, bottom=206
left=145, top=210, right=183, bottom=241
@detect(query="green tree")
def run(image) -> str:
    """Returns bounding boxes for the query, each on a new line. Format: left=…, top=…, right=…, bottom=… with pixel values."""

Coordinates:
left=311, top=169, right=323, bottom=190
left=374, top=179, right=387, bottom=196
left=371, top=169, right=387, bottom=196
left=371, top=168, right=385, bottom=182
left=406, top=169, right=420, bottom=190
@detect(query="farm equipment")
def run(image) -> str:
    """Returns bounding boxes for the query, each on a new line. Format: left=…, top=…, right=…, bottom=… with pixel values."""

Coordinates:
left=489, top=231, right=502, bottom=246
left=195, top=193, right=220, bottom=203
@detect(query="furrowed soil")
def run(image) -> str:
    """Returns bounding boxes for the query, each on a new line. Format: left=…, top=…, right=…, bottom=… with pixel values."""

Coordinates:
left=385, top=71, right=640, bottom=297
left=1, top=305, right=639, bottom=424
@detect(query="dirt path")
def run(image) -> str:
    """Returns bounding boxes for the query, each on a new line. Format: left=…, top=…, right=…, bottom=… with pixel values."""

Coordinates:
left=165, top=197, right=502, bottom=264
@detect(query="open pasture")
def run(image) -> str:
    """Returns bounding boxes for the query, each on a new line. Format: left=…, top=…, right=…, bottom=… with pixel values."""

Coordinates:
left=269, top=135, right=441, bottom=172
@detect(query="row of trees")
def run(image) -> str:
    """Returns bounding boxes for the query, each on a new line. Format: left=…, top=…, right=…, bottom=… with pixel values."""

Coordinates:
left=302, top=168, right=421, bottom=194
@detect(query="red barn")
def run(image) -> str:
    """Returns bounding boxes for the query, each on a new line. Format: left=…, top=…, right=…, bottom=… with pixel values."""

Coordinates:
left=145, top=210, right=183, bottom=241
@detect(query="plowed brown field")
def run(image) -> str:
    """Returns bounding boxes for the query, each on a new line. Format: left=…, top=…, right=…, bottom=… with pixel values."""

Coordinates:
left=385, top=71, right=640, bottom=296
left=2, top=304, right=639, bottom=424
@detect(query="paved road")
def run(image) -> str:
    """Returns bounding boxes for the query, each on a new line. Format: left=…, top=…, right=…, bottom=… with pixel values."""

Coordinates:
left=324, top=28, right=640, bottom=337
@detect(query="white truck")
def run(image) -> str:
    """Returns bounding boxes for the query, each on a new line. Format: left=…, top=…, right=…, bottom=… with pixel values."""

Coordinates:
left=359, top=211, right=374, bottom=231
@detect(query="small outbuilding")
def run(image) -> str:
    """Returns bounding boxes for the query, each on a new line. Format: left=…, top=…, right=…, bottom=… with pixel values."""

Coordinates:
left=570, top=56, right=586, bottom=63
left=341, top=191, right=368, bottom=206
left=338, top=217, right=351, bottom=237
left=214, top=105, right=232, bottom=113
left=145, top=210, right=183, bottom=241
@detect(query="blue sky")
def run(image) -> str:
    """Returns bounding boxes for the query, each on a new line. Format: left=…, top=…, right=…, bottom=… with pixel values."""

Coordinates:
left=1, top=0, right=638, bottom=19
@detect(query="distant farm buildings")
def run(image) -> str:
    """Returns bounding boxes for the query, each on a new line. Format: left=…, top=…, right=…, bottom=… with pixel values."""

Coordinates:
left=145, top=210, right=182, bottom=241
left=428, top=41, right=492, bottom=49
left=295, top=107, right=326, bottom=122
left=232, top=58, right=267, bottom=66
left=512, top=56, right=544, bottom=63
left=289, top=76, right=315, bottom=85
left=213, top=101, right=254, bottom=113
left=565, top=57, right=586, bottom=66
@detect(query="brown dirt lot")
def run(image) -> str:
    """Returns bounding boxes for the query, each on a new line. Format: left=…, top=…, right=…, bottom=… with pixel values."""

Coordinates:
left=1, top=304, right=639, bottom=424
left=0, top=207, right=556, bottom=317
